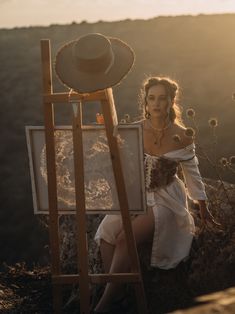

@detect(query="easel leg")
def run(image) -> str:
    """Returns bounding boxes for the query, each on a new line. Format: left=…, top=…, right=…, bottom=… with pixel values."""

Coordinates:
left=41, top=39, right=63, bottom=314
left=72, top=101, right=90, bottom=314
left=52, top=285, right=63, bottom=314
left=101, top=89, right=149, bottom=314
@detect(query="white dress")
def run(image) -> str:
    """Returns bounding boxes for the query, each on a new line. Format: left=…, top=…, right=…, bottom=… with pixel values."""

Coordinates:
left=94, top=143, right=207, bottom=270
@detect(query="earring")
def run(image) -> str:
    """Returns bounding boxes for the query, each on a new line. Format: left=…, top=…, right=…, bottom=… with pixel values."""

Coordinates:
left=145, top=110, right=150, bottom=119
left=145, top=103, right=150, bottom=119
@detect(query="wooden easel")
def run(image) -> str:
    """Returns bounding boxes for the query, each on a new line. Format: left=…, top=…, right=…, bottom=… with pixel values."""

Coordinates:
left=40, top=39, right=148, bottom=314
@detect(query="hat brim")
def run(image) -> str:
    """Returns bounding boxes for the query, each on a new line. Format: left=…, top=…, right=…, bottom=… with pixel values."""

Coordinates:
left=55, top=37, right=135, bottom=93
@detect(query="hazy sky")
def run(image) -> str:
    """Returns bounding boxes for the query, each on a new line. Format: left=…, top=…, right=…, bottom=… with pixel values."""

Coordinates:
left=1, top=0, right=235, bottom=28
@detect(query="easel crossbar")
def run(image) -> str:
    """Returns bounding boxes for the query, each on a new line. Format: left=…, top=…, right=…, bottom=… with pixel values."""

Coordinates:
left=52, top=273, right=141, bottom=285
left=43, top=91, right=107, bottom=104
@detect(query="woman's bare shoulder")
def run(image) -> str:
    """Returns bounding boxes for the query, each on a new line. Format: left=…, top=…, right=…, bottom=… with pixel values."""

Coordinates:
left=172, top=124, right=194, bottom=146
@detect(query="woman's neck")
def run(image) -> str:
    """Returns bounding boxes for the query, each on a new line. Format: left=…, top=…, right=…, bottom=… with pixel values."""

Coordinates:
left=148, top=117, right=171, bottom=131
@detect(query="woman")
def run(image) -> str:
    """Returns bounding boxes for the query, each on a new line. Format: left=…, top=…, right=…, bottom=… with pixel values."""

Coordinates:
left=93, top=76, right=217, bottom=313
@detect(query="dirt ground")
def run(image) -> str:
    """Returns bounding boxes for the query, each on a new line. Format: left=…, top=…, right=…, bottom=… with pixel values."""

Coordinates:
left=1, top=231, right=235, bottom=314
left=1, top=184, right=235, bottom=314
left=0, top=263, right=52, bottom=313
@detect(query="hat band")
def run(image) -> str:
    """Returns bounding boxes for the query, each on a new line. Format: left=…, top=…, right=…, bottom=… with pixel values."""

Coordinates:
left=75, top=47, right=114, bottom=74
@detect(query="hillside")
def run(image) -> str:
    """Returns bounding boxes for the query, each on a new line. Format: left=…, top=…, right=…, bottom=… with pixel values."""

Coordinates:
left=0, top=14, right=235, bottom=265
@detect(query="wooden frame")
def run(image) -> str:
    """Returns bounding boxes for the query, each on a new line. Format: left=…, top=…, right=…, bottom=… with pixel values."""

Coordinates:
left=25, top=125, right=146, bottom=215
left=40, top=39, right=148, bottom=314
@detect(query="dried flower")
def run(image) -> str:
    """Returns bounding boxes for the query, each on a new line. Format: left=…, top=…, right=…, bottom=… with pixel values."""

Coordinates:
left=172, top=134, right=181, bottom=143
left=186, top=108, right=195, bottom=118
left=124, top=114, right=130, bottom=122
left=219, top=157, right=228, bottom=166
left=184, top=127, right=195, bottom=138
left=208, top=118, right=218, bottom=128
left=229, top=156, right=235, bottom=165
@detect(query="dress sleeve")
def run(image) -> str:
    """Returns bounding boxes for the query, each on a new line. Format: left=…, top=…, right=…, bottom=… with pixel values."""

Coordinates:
left=180, top=156, right=208, bottom=201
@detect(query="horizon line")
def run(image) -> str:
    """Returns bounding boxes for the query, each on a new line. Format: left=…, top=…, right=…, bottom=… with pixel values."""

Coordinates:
left=1, top=12, right=235, bottom=31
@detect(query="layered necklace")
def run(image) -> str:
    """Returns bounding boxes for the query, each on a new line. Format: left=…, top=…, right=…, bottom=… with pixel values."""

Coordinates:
left=147, top=119, right=172, bottom=146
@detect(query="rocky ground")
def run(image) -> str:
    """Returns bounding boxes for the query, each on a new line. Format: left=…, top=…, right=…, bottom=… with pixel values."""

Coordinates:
left=0, top=239, right=235, bottom=314
left=1, top=179, right=235, bottom=313
left=1, top=228, right=235, bottom=314
left=0, top=263, right=52, bottom=313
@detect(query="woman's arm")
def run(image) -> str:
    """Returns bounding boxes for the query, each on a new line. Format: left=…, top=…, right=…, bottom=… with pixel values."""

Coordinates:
left=179, top=145, right=220, bottom=228
left=180, top=155, right=208, bottom=201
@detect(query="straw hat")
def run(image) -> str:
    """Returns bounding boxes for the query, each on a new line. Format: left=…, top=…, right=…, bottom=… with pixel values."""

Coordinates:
left=55, top=33, right=135, bottom=93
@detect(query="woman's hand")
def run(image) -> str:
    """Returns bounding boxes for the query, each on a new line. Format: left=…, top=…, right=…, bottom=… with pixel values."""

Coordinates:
left=198, top=200, right=221, bottom=231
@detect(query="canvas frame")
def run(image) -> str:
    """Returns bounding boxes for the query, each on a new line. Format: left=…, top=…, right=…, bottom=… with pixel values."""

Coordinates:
left=25, top=124, right=146, bottom=215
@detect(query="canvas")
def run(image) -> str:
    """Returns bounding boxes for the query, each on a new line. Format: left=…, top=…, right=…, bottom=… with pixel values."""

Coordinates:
left=25, top=124, right=146, bottom=214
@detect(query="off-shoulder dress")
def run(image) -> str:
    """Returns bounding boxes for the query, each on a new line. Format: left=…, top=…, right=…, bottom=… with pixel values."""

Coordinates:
left=94, top=143, right=207, bottom=269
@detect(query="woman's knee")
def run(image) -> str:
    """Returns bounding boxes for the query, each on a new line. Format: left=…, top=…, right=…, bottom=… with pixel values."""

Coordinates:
left=100, top=238, right=113, bottom=247
left=115, top=232, right=127, bottom=250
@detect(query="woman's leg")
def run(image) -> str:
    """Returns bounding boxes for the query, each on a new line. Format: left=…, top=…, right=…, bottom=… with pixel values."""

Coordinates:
left=100, top=239, right=115, bottom=273
left=97, top=215, right=123, bottom=273
left=94, top=208, right=154, bottom=312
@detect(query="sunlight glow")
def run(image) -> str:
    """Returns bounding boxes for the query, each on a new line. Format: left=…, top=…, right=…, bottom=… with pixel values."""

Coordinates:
left=1, top=0, right=235, bottom=28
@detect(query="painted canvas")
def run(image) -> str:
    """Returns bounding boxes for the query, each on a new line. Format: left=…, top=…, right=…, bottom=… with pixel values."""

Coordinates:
left=25, top=124, right=146, bottom=214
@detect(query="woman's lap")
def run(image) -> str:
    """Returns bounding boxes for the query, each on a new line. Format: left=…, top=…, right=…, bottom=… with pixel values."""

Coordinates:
left=94, top=208, right=155, bottom=246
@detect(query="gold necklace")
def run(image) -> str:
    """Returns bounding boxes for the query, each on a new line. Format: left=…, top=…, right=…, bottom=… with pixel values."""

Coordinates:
left=148, top=120, right=172, bottom=146
left=151, top=131, right=162, bottom=146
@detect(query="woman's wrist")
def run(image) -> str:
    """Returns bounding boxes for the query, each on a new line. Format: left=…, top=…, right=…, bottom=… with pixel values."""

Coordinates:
left=197, top=199, right=207, bottom=208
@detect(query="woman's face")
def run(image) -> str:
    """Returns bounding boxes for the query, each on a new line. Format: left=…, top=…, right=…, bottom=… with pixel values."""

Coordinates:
left=146, top=84, right=171, bottom=119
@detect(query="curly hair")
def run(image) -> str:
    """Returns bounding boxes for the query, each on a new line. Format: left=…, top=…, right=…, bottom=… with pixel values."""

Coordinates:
left=140, top=76, right=184, bottom=126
